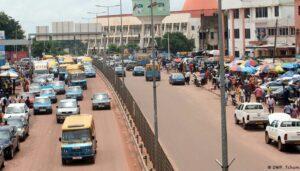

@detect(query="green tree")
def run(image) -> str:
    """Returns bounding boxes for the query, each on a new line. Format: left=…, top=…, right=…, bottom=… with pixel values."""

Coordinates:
left=0, top=12, right=25, bottom=51
left=126, top=43, right=139, bottom=53
left=159, top=32, right=194, bottom=54
left=108, top=44, right=120, bottom=54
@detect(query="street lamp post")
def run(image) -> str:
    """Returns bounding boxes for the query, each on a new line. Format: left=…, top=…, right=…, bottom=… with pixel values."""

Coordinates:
left=149, top=0, right=159, bottom=169
left=96, top=4, right=120, bottom=60
left=82, top=17, right=93, bottom=56
left=119, top=0, right=125, bottom=83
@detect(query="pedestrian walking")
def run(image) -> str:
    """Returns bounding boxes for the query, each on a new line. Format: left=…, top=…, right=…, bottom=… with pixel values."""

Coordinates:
left=292, top=104, right=299, bottom=118
left=185, top=71, right=191, bottom=85
left=254, top=86, right=263, bottom=103
left=266, top=96, right=275, bottom=113
left=25, top=97, right=30, bottom=108
left=283, top=104, right=293, bottom=115
left=0, top=96, right=7, bottom=113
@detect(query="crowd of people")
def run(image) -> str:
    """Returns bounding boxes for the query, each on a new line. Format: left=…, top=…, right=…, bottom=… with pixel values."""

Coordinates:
left=161, top=57, right=300, bottom=118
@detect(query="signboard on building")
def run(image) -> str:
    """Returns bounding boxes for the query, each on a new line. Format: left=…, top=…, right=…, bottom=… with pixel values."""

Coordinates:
left=132, top=0, right=170, bottom=17
left=0, top=31, right=5, bottom=66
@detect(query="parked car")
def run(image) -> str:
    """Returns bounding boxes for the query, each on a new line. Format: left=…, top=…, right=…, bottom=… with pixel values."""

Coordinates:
left=169, top=73, right=185, bottom=85
left=6, top=117, right=29, bottom=141
left=0, top=126, right=20, bottom=159
left=4, top=103, right=30, bottom=121
left=132, top=66, right=145, bottom=76
left=114, top=66, right=126, bottom=77
left=40, top=87, right=57, bottom=103
left=260, top=80, right=283, bottom=92
left=0, top=148, right=4, bottom=168
left=91, top=93, right=111, bottom=110
left=84, top=67, right=96, bottom=78
left=66, top=86, right=83, bottom=100
left=126, top=61, right=137, bottom=71
left=56, top=99, right=80, bottom=123
left=234, top=102, right=268, bottom=129
left=18, top=92, right=35, bottom=108
left=29, top=83, right=41, bottom=96
left=33, top=97, right=52, bottom=115
left=51, top=81, right=66, bottom=95
left=265, top=113, right=300, bottom=151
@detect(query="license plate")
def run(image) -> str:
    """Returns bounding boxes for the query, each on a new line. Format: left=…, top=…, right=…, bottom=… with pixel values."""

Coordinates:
left=256, top=122, right=263, bottom=124
left=98, top=105, right=104, bottom=107
left=40, top=109, right=46, bottom=112
left=72, top=156, right=82, bottom=160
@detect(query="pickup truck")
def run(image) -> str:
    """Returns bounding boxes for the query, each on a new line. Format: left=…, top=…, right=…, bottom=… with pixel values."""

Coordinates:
left=234, top=102, right=269, bottom=129
left=265, top=113, right=300, bottom=151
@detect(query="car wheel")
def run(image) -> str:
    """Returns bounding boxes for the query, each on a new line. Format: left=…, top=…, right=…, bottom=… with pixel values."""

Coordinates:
left=56, top=119, right=60, bottom=124
left=49, top=109, right=52, bottom=114
left=90, top=156, right=95, bottom=164
left=107, top=106, right=111, bottom=110
left=62, top=158, right=67, bottom=165
left=92, top=106, right=96, bottom=110
left=33, top=110, right=37, bottom=115
left=8, top=147, right=14, bottom=159
left=16, top=142, right=20, bottom=152
left=265, top=132, right=271, bottom=144
left=234, top=115, right=239, bottom=124
left=242, top=119, right=247, bottom=130
left=278, top=138, right=285, bottom=151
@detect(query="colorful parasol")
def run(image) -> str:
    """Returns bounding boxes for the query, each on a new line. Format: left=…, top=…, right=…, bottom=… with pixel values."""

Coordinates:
left=244, top=59, right=258, bottom=67
left=230, top=65, right=243, bottom=72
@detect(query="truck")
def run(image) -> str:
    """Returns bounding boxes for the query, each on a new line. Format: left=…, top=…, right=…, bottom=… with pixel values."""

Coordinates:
left=234, top=102, right=269, bottom=129
left=265, top=113, right=300, bottom=151
left=33, top=60, right=49, bottom=76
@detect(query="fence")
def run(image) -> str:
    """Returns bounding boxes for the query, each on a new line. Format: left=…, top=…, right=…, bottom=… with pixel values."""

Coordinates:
left=93, top=59, right=174, bottom=171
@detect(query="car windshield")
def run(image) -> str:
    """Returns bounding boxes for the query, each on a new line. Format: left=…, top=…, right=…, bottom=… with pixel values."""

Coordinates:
left=6, top=106, right=25, bottom=114
left=62, top=129, right=91, bottom=143
left=35, top=98, right=50, bottom=103
left=7, top=119, right=24, bottom=128
left=69, top=87, right=81, bottom=91
left=94, top=94, right=109, bottom=100
left=0, top=130, right=10, bottom=140
left=134, top=67, right=144, bottom=71
left=281, top=121, right=300, bottom=127
left=173, top=74, right=184, bottom=79
left=70, top=73, right=85, bottom=80
left=115, top=67, right=123, bottom=71
left=41, top=89, right=54, bottom=94
left=245, top=105, right=263, bottom=110
left=52, top=81, right=64, bottom=86
left=59, top=101, right=76, bottom=108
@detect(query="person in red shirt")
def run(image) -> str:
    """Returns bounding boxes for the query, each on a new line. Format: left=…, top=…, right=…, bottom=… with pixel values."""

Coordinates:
left=254, top=86, right=263, bottom=102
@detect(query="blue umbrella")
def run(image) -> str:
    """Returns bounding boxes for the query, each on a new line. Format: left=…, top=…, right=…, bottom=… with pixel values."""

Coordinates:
left=282, top=63, right=299, bottom=69
left=279, top=71, right=295, bottom=78
left=242, top=66, right=256, bottom=74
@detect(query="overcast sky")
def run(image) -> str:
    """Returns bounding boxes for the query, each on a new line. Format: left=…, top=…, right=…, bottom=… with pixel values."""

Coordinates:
left=0, top=0, right=185, bottom=35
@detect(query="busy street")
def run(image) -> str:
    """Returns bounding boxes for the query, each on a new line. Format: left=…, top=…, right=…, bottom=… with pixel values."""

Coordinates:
left=0, top=58, right=141, bottom=171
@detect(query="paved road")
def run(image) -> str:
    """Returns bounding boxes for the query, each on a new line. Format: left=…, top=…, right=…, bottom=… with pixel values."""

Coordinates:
left=4, top=74, right=141, bottom=171
left=124, top=70, right=300, bottom=171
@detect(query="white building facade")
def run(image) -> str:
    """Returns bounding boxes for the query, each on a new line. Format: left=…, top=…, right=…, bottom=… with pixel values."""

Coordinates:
left=222, top=0, right=295, bottom=58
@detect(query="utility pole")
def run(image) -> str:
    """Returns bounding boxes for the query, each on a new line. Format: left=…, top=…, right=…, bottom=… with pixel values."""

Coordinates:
left=119, top=0, right=125, bottom=83
left=149, top=0, right=159, bottom=169
left=168, top=32, right=170, bottom=60
left=215, top=0, right=233, bottom=171
left=273, top=19, right=278, bottom=64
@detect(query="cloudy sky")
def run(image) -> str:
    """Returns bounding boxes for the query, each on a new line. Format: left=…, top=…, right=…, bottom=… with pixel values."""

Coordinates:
left=0, top=0, right=185, bottom=34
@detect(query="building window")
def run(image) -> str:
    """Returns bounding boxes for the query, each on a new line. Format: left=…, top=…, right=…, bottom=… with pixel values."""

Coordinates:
left=233, top=9, right=239, bottom=19
left=244, top=8, right=250, bottom=18
left=274, top=6, right=279, bottom=17
left=245, top=29, right=251, bottom=39
left=279, top=28, right=288, bottom=35
left=234, top=29, right=240, bottom=39
left=268, top=28, right=277, bottom=36
left=191, top=26, right=195, bottom=30
left=255, top=7, right=268, bottom=18
left=291, top=27, right=295, bottom=35
left=235, top=51, right=240, bottom=57
left=210, top=32, right=214, bottom=39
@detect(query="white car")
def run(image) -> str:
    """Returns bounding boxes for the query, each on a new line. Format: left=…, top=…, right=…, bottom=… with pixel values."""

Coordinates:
left=56, top=99, right=80, bottom=123
left=234, top=102, right=268, bottom=129
left=265, top=113, right=300, bottom=151
left=4, top=103, right=30, bottom=121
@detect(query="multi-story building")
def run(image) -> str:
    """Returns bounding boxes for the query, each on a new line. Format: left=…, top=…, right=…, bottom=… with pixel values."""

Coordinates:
left=222, top=0, right=296, bottom=58
left=96, top=0, right=218, bottom=51
left=295, top=0, right=300, bottom=56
